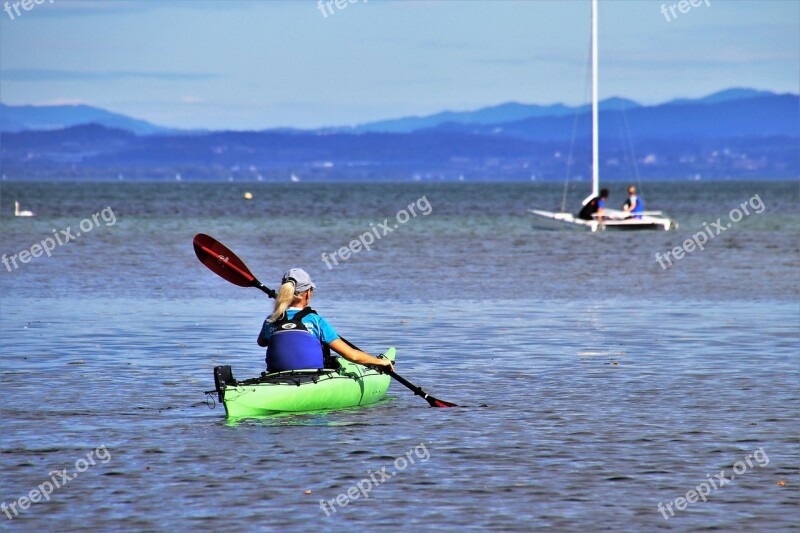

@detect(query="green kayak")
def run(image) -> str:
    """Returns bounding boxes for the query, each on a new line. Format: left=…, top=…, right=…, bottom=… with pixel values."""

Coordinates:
left=212, top=348, right=396, bottom=418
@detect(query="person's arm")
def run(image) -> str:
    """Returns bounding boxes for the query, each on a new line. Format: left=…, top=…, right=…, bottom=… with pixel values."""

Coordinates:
left=257, top=321, right=270, bottom=347
left=329, top=338, right=394, bottom=372
left=596, top=205, right=606, bottom=223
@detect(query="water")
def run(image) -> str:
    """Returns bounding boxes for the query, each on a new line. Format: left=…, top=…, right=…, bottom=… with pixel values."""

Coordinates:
left=1, top=181, right=798, bottom=531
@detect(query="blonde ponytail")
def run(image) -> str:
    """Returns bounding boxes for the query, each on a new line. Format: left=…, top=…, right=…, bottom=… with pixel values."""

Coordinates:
left=267, top=281, right=301, bottom=323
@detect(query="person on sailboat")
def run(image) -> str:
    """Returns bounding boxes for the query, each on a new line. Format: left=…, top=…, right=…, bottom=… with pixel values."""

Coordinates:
left=577, top=188, right=609, bottom=222
left=622, top=185, right=644, bottom=219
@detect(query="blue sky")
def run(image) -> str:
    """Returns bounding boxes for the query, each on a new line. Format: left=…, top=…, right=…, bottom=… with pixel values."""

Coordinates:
left=1, top=0, right=797, bottom=130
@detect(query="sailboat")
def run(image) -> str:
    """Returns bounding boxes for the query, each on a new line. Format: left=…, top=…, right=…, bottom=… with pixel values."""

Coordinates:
left=529, top=0, right=675, bottom=232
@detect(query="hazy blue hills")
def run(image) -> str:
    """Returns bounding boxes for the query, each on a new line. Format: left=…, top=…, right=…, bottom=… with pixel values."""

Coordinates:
left=0, top=88, right=774, bottom=136
left=431, top=94, right=799, bottom=141
left=342, top=98, right=640, bottom=134
left=0, top=103, right=175, bottom=135
left=345, top=89, right=766, bottom=133
left=1, top=88, right=797, bottom=181
left=667, top=88, right=779, bottom=106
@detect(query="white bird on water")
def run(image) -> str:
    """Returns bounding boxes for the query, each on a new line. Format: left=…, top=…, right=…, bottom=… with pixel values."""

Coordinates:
left=14, top=201, right=35, bottom=217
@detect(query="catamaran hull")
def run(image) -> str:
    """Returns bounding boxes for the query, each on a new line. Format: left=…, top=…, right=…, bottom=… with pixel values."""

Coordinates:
left=529, top=209, right=675, bottom=232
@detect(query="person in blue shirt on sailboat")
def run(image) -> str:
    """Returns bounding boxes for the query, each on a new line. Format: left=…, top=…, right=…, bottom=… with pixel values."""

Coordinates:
left=623, top=185, right=644, bottom=219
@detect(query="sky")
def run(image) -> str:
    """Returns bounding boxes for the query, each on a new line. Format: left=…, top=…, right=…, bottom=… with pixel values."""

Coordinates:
left=0, top=0, right=797, bottom=130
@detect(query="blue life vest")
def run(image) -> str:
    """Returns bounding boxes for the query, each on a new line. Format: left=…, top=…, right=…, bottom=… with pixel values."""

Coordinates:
left=632, top=196, right=644, bottom=215
left=266, top=307, right=324, bottom=372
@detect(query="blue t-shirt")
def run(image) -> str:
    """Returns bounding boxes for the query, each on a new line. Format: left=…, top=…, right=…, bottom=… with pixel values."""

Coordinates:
left=630, top=195, right=644, bottom=214
left=598, top=199, right=605, bottom=208
left=258, top=308, right=339, bottom=346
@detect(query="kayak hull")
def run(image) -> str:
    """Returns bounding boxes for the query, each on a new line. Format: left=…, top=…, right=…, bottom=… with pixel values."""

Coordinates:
left=213, top=348, right=395, bottom=418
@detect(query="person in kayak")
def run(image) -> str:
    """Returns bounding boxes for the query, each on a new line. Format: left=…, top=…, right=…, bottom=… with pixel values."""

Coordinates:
left=577, top=188, right=609, bottom=222
left=622, top=184, right=644, bottom=219
left=257, top=268, right=393, bottom=373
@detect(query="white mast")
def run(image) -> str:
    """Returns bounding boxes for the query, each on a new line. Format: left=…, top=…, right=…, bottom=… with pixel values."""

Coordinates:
left=584, top=0, right=599, bottom=204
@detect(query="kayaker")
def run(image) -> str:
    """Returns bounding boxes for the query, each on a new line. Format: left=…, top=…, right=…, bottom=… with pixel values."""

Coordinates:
left=257, top=268, right=394, bottom=373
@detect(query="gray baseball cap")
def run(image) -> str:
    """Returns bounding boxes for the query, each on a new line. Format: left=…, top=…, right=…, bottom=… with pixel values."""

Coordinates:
left=282, top=268, right=316, bottom=294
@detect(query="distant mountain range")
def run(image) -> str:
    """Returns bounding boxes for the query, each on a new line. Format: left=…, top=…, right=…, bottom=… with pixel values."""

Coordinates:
left=0, top=88, right=782, bottom=135
left=429, top=94, right=798, bottom=141
left=1, top=88, right=797, bottom=181
left=337, top=97, right=641, bottom=134
left=343, top=89, right=772, bottom=134
left=665, top=87, right=778, bottom=106
left=0, top=103, right=180, bottom=135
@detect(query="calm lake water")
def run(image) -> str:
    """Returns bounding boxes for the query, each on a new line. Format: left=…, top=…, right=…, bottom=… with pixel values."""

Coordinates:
left=1, top=180, right=798, bottom=531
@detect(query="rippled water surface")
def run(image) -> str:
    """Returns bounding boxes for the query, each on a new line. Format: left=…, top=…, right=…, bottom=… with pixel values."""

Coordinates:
left=1, top=181, right=798, bottom=531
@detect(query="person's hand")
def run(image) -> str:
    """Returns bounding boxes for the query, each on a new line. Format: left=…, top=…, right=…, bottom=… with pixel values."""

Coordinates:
left=373, top=357, right=394, bottom=373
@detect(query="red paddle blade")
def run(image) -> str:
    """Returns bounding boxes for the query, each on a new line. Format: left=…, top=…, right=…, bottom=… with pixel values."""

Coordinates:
left=430, top=398, right=458, bottom=408
left=193, top=233, right=257, bottom=287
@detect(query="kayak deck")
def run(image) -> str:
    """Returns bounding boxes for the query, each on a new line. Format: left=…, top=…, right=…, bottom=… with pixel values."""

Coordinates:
left=213, top=348, right=396, bottom=418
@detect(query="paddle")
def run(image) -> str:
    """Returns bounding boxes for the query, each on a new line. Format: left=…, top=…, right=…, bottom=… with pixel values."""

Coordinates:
left=193, top=233, right=276, bottom=297
left=193, top=233, right=457, bottom=408
left=335, top=336, right=458, bottom=408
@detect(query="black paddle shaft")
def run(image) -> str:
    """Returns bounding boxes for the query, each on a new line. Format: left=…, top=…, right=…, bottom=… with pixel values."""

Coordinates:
left=338, top=337, right=456, bottom=407
left=255, top=282, right=276, bottom=299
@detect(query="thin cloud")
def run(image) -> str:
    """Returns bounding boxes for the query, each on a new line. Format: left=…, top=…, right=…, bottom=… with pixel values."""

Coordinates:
left=418, top=39, right=476, bottom=51
left=33, top=98, right=88, bottom=106
left=1, top=69, right=222, bottom=82
left=32, top=0, right=256, bottom=17
left=477, top=46, right=796, bottom=69
left=474, top=50, right=587, bottom=67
